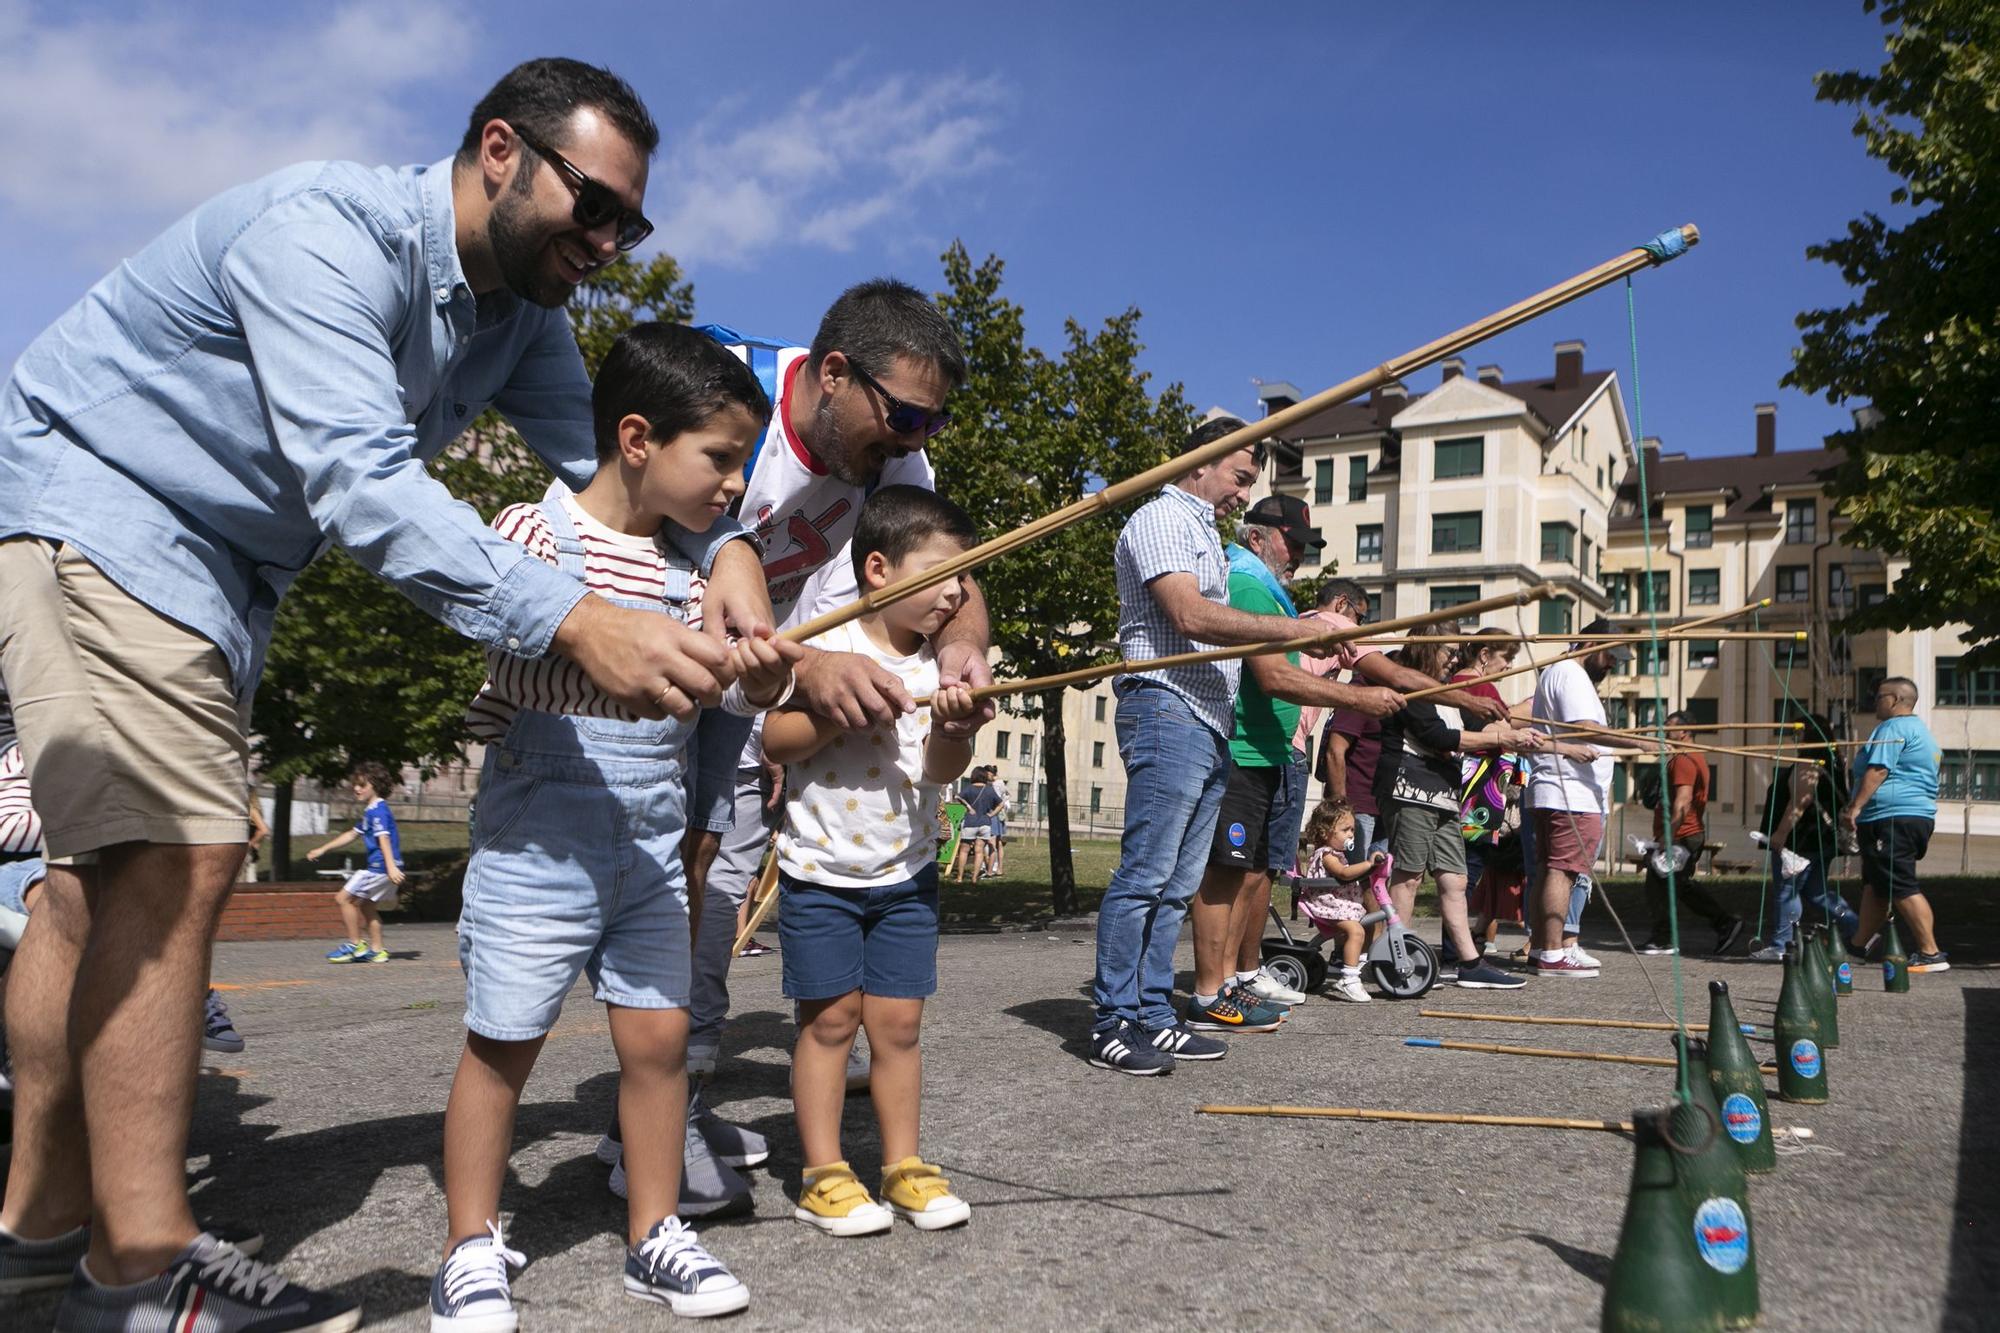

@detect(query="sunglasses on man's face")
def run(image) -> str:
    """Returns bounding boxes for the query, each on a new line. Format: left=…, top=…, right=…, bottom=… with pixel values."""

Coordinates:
left=508, top=123, right=653, bottom=252
left=846, top=360, right=952, bottom=439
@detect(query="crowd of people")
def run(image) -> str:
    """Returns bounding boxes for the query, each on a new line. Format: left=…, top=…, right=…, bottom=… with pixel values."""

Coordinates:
left=0, top=53, right=1956, bottom=1333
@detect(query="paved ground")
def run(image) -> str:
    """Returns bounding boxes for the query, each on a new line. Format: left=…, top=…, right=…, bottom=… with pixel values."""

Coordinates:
left=5, top=914, right=1994, bottom=1332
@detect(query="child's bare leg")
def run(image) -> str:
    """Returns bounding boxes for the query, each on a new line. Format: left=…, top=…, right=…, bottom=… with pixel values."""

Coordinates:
left=861, top=995, right=924, bottom=1164
left=360, top=901, right=384, bottom=953
left=1337, top=922, right=1364, bottom=969
left=442, top=1032, right=545, bottom=1252
left=793, top=992, right=862, bottom=1167
left=335, top=892, right=364, bottom=943
left=607, top=1004, right=688, bottom=1242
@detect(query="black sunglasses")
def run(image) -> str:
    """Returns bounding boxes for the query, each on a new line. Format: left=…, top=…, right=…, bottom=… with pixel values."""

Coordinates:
left=508, top=123, right=653, bottom=252
left=846, top=360, right=952, bottom=439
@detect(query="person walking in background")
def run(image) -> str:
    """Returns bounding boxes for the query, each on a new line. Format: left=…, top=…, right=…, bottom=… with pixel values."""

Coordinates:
left=1749, top=715, right=1857, bottom=961
left=307, top=764, right=405, bottom=964
left=1637, top=712, right=1745, bottom=957
left=1843, top=677, right=1948, bottom=972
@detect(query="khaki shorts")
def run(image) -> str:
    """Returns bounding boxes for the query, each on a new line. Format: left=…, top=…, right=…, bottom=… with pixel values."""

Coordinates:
left=0, top=539, right=251, bottom=861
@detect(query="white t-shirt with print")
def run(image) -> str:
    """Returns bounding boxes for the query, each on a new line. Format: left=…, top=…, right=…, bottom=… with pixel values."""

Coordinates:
left=729, top=347, right=934, bottom=625
left=775, top=619, right=946, bottom=889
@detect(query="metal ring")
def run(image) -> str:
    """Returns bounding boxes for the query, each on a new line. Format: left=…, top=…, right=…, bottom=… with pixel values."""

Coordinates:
left=1663, top=1098, right=1720, bottom=1157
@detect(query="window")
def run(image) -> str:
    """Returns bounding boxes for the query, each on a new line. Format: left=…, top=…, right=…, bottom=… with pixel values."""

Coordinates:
left=1094, top=696, right=1106, bottom=723
left=1860, top=583, right=1887, bottom=608
left=1827, top=564, right=1851, bottom=612
left=1540, top=522, right=1576, bottom=564
left=994, top=731, right=1009, bottom=759
left=1314, top=459, right=1333, bottom=504
left=1785, top=502, right=1816, bottom=545
left=1685, top=698, right=1719, bottom=725
left=1937, top=657, right=2000, bottom=707
left=1856, top=667, right=1887, bottom=710
left=1430, top=585, right=1480, bottom=613
left=1020, top=735, right=1034, bottom=765
left=1774, top=639, right=1811, bottom=671
left=1606, top=699, right=1630, bottom=728
left=1348, top=455, right=1367, bottom=502
left=1432, top=511, right=1482, bottom=554
left=1581, top=534, right=1593, bottom=576
left=1685, top=639, right=1720, bottom=669
left=1539, top=597, right=1573, bottom=634
left=1356, top=524, right=1383, bottom=564
left=1685, top=505, right=1713, bottom=549
left=1092, top=740, right=1106, bottom=768
left=1605, top=573, right=1631, bottom=614
left=1688, top=569, right=1720, bottom=606
left=1941, top=751, right=2000, bottom=803
left=1640, top=571, right=1671, bottom=612
left=1636, top=642, right=1668, bottom=677
left=1635, top=698, right=1662, bottom=727
left=1597, top=465, right=1605, bottom=492
left=1775, top=566, right=1810, bottom=603
left=1435, top=437, right=1484, bottom=479
left=1366, top=593, right=1383, bottom=621
left=1016, top=781, right=1030, bottom=807
left=1089, top=785, right=1103, bottom=814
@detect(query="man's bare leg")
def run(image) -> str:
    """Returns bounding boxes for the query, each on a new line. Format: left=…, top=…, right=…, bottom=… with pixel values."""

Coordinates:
left=1536, top=867, right=1573, bottom=953
left=1897, top=892, right=1940, bottom=955
left=1229, top=870, right=1273, bottom=978
left=72, top=841, right=244, bottom=1281
left=1435, top=870, right=1478, bottom=960
left=1190, top=866, right=1243, bottom=997
left=1, top=865, right=95, bottom=1239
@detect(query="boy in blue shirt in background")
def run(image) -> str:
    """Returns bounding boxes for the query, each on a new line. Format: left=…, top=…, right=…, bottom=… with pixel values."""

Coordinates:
left=306, top=763, right=404, bottom=964
left=1841, top=674, right=1947, bottom=972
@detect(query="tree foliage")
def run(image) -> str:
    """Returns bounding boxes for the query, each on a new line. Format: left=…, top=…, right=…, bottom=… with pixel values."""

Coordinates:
left=1785, top=0, right=2000, bottom=663
left=251, top=255, right=697, bottom=805
left=928, top=243, right=1195, bottom=909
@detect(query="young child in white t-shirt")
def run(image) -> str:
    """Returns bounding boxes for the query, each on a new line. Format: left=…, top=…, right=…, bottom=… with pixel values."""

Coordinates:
left=761, top=485, right=984, bottom=1237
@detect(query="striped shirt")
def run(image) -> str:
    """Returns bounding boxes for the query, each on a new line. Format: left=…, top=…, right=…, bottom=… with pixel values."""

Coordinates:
left=1113, top=484, right=1239, bottom=737
left=463, top=495, right=772, bottom=741
left=0, top=699, right=41, bottom=853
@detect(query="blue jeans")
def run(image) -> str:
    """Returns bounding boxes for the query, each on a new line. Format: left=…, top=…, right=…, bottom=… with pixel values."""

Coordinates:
left=1354, top=811, right=1381, bottom=857
left=1093, top=683, right=1228, bottom=1032
left=1768, top=856, right=1857, bottom=947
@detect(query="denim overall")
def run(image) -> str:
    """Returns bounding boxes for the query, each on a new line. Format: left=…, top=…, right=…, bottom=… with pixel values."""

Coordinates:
left=457, top=497, right=697, bottom=1042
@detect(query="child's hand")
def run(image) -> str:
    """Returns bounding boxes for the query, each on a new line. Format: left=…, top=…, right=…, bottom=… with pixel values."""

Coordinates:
left=388, top=864, right=406, bottom=888
left=931, top=682, right=980, bottom=724
left=1368, top=851, right=1387, bottom=868
left=306, top=847, right=323, bottom=862
left=730, top=626, right=803, bottom=707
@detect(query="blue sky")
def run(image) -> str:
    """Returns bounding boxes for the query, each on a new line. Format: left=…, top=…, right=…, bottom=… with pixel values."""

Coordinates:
left=0, top=1, right=1899, bottom=460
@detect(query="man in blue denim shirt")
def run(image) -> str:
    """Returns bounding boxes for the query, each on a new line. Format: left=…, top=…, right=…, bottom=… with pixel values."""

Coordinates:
left=0, top=60, right=776, bottom=1329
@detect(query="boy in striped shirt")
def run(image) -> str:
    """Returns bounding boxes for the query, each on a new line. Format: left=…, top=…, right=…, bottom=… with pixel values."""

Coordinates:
left=432, top=324, right=800, bottom=1327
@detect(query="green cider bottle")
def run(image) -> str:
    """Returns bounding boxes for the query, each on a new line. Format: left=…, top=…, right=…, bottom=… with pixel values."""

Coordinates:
left=1775, top=945, right=1829, bottom=1103
left=1803, top=927, right=1839, bottom=1049
left=1602, top=1108, right=1729, bottom=1333
left=1883, top=915, right=1910, bottom=993
left=1666, top=1063, right=1761, bottom=1330
left=1705, top=981, right=1777, bottom=1173
left=1826, top=925, right=1853, bottom=997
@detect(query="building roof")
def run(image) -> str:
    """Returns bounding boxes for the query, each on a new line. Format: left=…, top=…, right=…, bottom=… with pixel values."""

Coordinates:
left=1271, top=369, right=1615, bottom=445
left=1608, top=446, right=1843, bottom=532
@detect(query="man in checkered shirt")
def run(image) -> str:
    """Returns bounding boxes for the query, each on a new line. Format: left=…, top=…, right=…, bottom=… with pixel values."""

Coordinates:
left=1086, top=418, right=1402, bottom=1075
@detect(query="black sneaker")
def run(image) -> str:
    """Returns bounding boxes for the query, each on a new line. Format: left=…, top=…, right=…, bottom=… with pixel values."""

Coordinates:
left=1712, top=918, right=1748, bottom=956
left=1144, top=1023, right=1227, bottom=1061
left=56, top=1234, right=358, bottom=1332
left=1455, top=961, right=1528, bottom=990
left=624, top=1216, right=748, bottom=1318
left=1638, top=939, right=1678, bottom=956
left=1908, top=950, right=1951, bottom=974
left=1087, top=1022, right=1174, bottom=1075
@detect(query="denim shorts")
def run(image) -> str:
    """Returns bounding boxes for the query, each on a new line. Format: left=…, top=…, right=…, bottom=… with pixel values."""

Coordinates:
left=458, top=745, right=693, bottom=1042
left=687, top=708, right=755, bottom=836
left=778, top=863, right=940, bottom=1001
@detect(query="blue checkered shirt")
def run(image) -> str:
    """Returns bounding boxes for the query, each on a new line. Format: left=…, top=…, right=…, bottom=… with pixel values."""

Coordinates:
left=1114, top=485, right=1240, bottom=737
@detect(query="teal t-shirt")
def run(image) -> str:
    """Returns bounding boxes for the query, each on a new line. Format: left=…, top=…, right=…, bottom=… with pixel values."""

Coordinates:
left=1226, top=573, right=1300, bottom=767
left=1850, top=713, right=1940, bottom=822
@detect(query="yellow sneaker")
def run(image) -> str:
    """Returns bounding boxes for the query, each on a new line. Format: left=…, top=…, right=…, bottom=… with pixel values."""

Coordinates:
left=794, top=1161, right=892, bottom=1236
left=880, top=1157, right=971, bottom=1230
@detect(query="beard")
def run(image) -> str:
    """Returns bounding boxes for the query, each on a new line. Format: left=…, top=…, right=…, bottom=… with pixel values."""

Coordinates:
left=1583, top=655, right=1612, bottom=683
left=488, top=171, right=574, bottom=310
left=810, top=393, right=877, bottom=487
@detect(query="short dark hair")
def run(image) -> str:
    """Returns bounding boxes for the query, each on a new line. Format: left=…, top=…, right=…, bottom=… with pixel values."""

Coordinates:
left=1317, top=577, right=1367, bottom=610
left=592, top=324, right=773, bottom=462
left=457, top=59, right=659, bottom=167
left=1180, top=416, right=1267, bottom=467
left=851, top=484, right=977, bottom=585
left=350, top=762, right=397, bottom=797
left=1666, top=710, right=1693, bottom=727
left=809, top=279, right=967, bottom=389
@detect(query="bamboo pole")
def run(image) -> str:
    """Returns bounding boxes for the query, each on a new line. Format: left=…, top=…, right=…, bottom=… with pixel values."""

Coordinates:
left=1405, top=1036, right=1776, bottom=1074
left=780, top=225, right=1702, bottom=645
left=1197, top=1104, right=1634, bottom=1133
left=1587, top=721, right=1807, bottom=735
left=1402, top=598, right=1769, bottom=703
left=1418, top=1009, right=1767, bottom=1034
left=1538, top=718, right=1826, bottom=766
left=730, top=854, right=781, bottom=958
left=1347, top=632, right=1804, bottom=646
left=912, top=582, right=1560, bottom=708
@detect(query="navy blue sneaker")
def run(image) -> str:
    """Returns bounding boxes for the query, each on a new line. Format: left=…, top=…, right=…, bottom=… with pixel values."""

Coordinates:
left=623, top=1217, right=748, bottom=1318
left=1087, top=1021, right=1175, bottom=1075
left=430, top=1223, right=523, bottom=1332
left=1455, top=961, right=1528, bottom=989
left=1144, top=1023, right=1226, bottom=1061
left=57, top=1234, right=358, bottom=1332
left=1, top=1217, right=263, bottom=1296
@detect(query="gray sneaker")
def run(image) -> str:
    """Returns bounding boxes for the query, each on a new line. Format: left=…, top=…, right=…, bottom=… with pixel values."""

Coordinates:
left=688, top=1089, right=769, bottom=1168
left=845, top=1034, right=871, bottom=1094
left=1747, top=944, right=1786, bottom=962
left=2, top=1218, right=263, bottom=1295
left=54, top=1233, right=358, bottom=1332
left=609, top=1119, right=752, bottom=1219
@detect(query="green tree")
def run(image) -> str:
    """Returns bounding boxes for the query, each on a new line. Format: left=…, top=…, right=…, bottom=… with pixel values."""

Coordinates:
left=929, top=243, right=1195, bottom=911
left=1786, top=0, right=2000, bottom=663
left=254, top=256, right=695, bottom=869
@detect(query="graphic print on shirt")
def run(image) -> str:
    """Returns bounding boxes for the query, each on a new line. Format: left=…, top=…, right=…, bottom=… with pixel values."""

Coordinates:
left=756, top=496, right=853, bottom=611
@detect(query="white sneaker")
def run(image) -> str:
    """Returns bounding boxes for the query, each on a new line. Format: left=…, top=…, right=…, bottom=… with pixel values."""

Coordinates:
left=1565, top=944, right=1603, bottom=969
left=1329, top=974, right=1371, bottom=1003
left=1246, top=969, right=1308, bottom=1006
left=845, top=1036, right=871, bottom=1093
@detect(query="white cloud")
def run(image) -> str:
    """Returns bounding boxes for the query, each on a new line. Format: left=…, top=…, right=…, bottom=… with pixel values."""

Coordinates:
left=651, top=70, right=1009, bottom=266
left=0, top=0, right=472, bottom=262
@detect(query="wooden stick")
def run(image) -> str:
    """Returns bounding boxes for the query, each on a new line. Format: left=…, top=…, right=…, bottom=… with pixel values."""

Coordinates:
left=780, top=225, right=1701, bottom=645
left=1538, top=718, right=1826, bottom=766
left=1402, top=598, right=1769, bottom=703
left=1419, top=1009, right=1768, bottom=1034
left=1406, top=1036, right=1776, bottom=1074
left=730, top=854, right=781, bottom=958
left=1348, top=632, right=1803, bottom=646
left=913, top=582, right=1560, bottom=707
left=1198, top=1104, right=1634, bottom=1133
left=1587, top=721, right=1808, bottom=735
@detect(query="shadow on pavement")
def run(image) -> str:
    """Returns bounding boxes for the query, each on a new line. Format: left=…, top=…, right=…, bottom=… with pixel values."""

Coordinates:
left=1944, top=988, right=1999, bottom=1330
left=945, top=1163, right=1236, bottom=1239
left=1001, top=996, right=1094, bottom=1057
left=1521, top=1231, right=1611, bottom=1286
